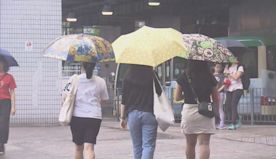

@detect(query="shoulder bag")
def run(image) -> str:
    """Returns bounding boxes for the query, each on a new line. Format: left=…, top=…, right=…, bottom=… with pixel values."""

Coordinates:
left=186, top=74, right=215, bottom=118
left=153, top=74, right=175, bottom=131
left=59, top=74, right=80, bottom=125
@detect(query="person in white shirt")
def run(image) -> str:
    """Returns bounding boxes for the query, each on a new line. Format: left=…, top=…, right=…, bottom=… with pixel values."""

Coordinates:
left=224, top=60, right=244, bottom=130
left=70, top=62, right=109, bottom=159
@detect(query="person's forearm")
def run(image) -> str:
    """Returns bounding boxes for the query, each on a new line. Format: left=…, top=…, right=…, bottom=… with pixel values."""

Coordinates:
left=120, top=104, right=126, bottom=119
left=11, top=91, right=16, bottom=108
left=228, top=72, right=243, bottom=80
left=218, top=85, right=225, bottom=92
left=174, top=84, right=184, bottom=101
left=175, top=94, right=184, bottom=101
left=229, top=74, right=238, bottom=80
left=212, top=89, right=219, bottom=107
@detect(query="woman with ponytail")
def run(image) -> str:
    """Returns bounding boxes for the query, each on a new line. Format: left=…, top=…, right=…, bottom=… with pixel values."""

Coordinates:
left=70, top=62, right=109, bottom=159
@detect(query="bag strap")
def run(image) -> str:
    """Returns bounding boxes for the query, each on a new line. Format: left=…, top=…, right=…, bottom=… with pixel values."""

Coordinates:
left=185, top=72, right=199, bottom=104
left=71, top=74, right=80, bottom=94
left=153, top=73, right=164, bottom=95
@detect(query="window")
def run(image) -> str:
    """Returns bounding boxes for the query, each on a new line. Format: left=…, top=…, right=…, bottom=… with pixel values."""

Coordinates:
left=155, top=57, right=187, bottom=82
left=115, top=64, right=128, bottom=90
left=229, top=47, right=258, bottom=78
left=165, top=61, right=171, bottom=81
left=155, top=60, right=171, bottom=82
left=173, top=57, right=187, bottom=80
left=267, top=46, right=276, bottom=71
left=62, top=62, right=81, bottom=77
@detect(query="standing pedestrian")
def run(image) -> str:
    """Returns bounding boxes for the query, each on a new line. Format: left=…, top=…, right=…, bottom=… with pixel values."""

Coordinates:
left=224, top=59, right=244, bottom=130
left=213, top=63, right=226, bottom=129
left=119, top=64, right=162, bottom=159
left=174, top=60, right=219, bottom=159
left=0, top=56, right=16, bottom=155
left=67, top=62, right=109, bottom=159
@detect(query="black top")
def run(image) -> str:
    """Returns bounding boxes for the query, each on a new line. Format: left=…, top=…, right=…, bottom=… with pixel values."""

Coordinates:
left=121, top=76, right=162, bottom=114
left=177, top=73, right=217, bottom=104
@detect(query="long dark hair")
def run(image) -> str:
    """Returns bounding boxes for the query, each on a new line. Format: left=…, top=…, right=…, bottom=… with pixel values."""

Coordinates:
left=124, top=64, right=154, bottom=86
left=0, top=56, right=9, bottom=73
left=186, top=60, right=214, bottom=92
left=83, top=62, right=96, bottom=79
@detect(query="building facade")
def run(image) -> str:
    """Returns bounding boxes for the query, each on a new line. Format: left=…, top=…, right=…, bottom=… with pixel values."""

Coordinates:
left=229, top=0, right=276, bottom=36
left=0, top=0, right=62, bottom=125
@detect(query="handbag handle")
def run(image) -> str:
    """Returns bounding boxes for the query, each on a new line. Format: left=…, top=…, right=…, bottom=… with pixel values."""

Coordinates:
left=153, top=73, right=163, bottom=96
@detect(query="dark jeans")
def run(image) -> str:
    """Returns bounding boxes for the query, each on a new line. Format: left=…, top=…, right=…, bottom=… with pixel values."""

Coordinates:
left=0, top=100, right=11, bottom=144
left=225, top=90, right=243, bottom=125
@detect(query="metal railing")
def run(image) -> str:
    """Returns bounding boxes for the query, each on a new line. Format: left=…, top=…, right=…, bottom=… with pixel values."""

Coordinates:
left=112, top=87, right=276, bottom=125
left=10, top=86, right=276, bottom=126
left=236, top=88, right=276, bottom=125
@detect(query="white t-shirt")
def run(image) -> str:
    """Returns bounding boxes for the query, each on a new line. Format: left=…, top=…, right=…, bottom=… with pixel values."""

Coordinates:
left=73, top=74, right=109, bottom=119
left=224, top=64, right=244, bottom=92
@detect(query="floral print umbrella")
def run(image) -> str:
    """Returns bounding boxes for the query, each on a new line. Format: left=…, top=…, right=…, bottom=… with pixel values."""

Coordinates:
left=182, top=34, right=237, bottom=63
left=44, top=34, right=114, bottom=63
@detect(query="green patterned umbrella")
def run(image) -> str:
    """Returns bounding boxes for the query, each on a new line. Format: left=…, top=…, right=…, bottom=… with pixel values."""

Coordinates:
left=182, top=34, right=237, bottom=63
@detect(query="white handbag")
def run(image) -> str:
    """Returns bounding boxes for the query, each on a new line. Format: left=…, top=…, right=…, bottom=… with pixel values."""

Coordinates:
left=59, top=74, right=80, bottom=125
left=153, top=77, right=175, bottom=132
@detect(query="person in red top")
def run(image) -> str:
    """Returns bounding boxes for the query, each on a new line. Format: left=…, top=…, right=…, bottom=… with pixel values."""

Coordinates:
left=0, top=56, right=16, bottom=155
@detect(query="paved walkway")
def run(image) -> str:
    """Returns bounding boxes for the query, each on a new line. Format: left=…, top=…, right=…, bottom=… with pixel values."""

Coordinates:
left=1, top=119, right=276, bottom=159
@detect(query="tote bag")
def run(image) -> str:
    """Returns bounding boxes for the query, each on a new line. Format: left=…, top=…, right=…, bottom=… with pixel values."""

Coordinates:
left=153, top=77, right=175, bottom=131
left=59, top=74, right=80, bottom=125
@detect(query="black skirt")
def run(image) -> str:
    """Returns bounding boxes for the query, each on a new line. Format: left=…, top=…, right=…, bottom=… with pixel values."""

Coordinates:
left=70, top=116, right=102, bottom=145
left=0, top=99, right=11, bottom=144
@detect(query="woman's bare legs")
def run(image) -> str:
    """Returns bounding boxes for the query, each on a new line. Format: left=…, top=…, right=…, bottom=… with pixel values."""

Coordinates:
left=198, top=134, right=211, bottom=159
left=84, top=143, right=95, bottom=159
left=74, top=144, right=84, bottom=159
left=185, top=134, right=197, bottom=159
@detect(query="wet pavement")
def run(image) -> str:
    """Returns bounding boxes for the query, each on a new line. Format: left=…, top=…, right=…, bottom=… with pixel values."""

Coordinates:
left=1, top=119, right=276, bottom=159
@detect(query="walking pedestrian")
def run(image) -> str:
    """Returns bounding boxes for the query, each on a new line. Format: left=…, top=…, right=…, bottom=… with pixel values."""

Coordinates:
left=0, top=56, right=16, bottom=155
left=213, top=63, right=226, bottom=129
left=224, top=59, right=244, bottom=130
left=119, top=64, right=162, bottom=159
left=174, top=60, right=219, bottom=159
left=67, top=62, right=109, bottom=159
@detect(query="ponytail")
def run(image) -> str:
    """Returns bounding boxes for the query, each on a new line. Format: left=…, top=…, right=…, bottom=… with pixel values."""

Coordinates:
left=83, top=62, right=96, bottom=79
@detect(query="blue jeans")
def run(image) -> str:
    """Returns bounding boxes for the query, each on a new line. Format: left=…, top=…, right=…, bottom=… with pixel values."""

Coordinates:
left=128, top=110, right=158, bottom=159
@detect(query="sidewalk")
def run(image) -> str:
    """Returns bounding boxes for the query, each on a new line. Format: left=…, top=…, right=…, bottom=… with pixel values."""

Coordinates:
left=1, top=119, right=276, bottom=159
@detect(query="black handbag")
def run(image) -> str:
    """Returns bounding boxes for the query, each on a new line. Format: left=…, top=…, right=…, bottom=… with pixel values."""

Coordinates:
left=186, top=74, right=215, bottom=118
left=197, top=102, right=215, bottom=118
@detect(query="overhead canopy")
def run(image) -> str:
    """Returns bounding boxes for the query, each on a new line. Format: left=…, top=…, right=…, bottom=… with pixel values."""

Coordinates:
left=62, top=0, right=231, bottom=27
left=216, top=36, right=276, bottom=47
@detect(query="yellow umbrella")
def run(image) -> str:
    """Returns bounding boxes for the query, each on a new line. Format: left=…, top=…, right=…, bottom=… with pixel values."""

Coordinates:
left=112, top=26, right=187, bottom=67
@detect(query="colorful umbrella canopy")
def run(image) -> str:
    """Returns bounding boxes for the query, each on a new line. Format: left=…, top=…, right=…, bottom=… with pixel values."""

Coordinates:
left=112, top=26, right=187, bottom=67
left=0, top=48, right=19, bottom=67
left=182, top=34, right=237, bottom=63
left=44, top=34, right=114, bottom=63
